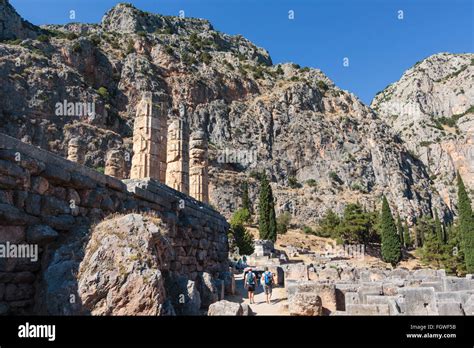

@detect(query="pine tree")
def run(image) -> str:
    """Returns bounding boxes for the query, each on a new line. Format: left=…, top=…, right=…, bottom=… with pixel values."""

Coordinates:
left=317, top=209, right=341, bottom=238
left=258, top=174, right=277, bottom=242
left=419, top=217, right=443, bottom=268
left=241, top=181, right=252, bottom=214
left=380, top=196, right=401, bottom=266
left=403, top=220, right=411, bottom=249
left=457, top=173, right=474, bottom=273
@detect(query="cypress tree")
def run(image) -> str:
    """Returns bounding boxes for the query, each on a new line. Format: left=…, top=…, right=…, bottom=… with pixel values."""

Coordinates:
left=457, top=173, right=474, bottom=273
left=434, top=209, right=444, bottom=244
left=242, top=181, right=252, bottom=214
left=380, top=196, right=401, bottom=266
left=403, top=220, right=411, bottom=249
left=258, top=174, right=277, bottom=242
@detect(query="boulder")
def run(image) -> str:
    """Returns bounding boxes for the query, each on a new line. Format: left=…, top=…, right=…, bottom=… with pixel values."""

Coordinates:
left=196, top=272, right=218, bottom=308
left=241, top=303, right=254, bottom=316
left=288, top=292, right=322, bottom=316
left=207, top=300, right=243, bottom=316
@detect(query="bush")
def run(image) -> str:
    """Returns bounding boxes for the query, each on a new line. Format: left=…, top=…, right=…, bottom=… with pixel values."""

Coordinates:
left=66, top=32, right=79, bottom=40
left=317, top=80, right=329, bottom=92
left=97, top=87, right=110, bottom=100
left=302, top=226, right=315, bottom=235
left=199, top=51, right=212, bottom=64
left=277, top=212, right=291, bottom=234
left=37, top=34, right=50, bottom=43
left=71, top=42, right=82, bottom=53
left=306, top=179, right=317, bottom=187
left=329, top=171, right=342, bottom=184
left=164, top=46, right=174, bottom=55
left=288, top=176, right=301, bottom=189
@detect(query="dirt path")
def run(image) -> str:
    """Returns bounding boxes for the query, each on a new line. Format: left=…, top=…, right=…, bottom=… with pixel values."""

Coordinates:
left=226, top=272, right=289, bottom=315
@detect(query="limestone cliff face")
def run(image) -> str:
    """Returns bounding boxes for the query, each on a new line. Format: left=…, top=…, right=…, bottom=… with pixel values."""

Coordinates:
left=0, top=1, right=457, bottom=223
left=0, top=0, right=40, bottom=41
left=371, top=53, right=474, bottom=211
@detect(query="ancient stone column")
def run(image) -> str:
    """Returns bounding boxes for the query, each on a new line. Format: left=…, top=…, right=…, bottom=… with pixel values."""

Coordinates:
left=67, top=138, right=85, bottom=164
left=189, top=130, right=209, bottom=203
left=105, top=149, right=125, bottom=179
left=130, top=93, right=167, bottom=181
left=166, top=119, right=189, bottom=194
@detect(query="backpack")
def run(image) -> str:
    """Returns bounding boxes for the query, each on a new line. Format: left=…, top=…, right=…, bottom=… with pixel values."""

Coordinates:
left=264, top=271, right=273, bottom=285
left=246, top=272, right=255, bottom=285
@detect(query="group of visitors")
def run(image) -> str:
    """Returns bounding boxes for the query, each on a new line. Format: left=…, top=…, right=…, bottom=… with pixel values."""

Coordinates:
left=243, top=267, right=275, bottom=304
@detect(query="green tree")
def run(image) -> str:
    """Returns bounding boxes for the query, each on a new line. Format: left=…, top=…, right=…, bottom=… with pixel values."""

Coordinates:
left=419, top=217, right=444, bottom=268
left=433, top=209, right=444, bottom=244
left=337, top=203, right=377, bottom=244
left=442, top=223, right=466, bottom=275
left=403, top=220, right=411, bottom=249
left=230, top=222, right=254, bottom=256
left=380, top=196, right=401, bottom=266
left=317, top=209, right=341, bottom=238
left=258, top=174, right=277, bottom=242
left=241, top=181, right=252, bottom=214
left=230, top=208, right=251, bottom=226
left=457, top=173, right=474, bottom=272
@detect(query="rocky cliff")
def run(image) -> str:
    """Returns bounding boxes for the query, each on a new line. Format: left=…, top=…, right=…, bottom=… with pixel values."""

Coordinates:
left=0, top=1, right=463, bottom=224
left=371, top=53, right=474, bottom=212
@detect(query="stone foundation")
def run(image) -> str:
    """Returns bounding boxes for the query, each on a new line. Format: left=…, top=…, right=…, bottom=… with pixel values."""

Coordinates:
left=0, top=133, right=229, bottom=315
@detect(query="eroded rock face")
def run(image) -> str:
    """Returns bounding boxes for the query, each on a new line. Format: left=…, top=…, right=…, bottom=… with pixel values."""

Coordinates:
left=77, top=214, right=173, bottom=315
left=0, top=0, right=40, bottom=40
left=371, top=53, right=474, bottom=210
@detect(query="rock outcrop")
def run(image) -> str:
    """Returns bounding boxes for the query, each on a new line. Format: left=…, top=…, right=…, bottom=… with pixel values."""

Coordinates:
left=371, top=53, right=474, bottom=211
left=77, top=214, right=171, bottom=315
left=0, top=0, right=40, bottom=41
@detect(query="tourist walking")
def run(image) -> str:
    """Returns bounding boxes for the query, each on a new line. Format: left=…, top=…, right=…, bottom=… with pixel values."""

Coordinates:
left=261, top=267, right=275, bottom=304
left=244, top=268, right=257, bottom=304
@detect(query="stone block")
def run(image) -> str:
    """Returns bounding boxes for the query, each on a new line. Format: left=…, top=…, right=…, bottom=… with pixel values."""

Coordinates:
left=437, top=301, right=464, bottom=316
left=443, top=277, right=474, bottom=292
left=346, top=304, right=390, bottom=315
left=397, top=287, right=438, bottom=315
left=420, top=281, right=444, bottom=292
left=358, top=284, right=383, bottom=304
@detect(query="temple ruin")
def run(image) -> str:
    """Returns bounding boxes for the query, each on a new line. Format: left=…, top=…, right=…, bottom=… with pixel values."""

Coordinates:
left=130, top=93, right=167, bottom=182
left=166, top=118, right=190, bottom=194
left=189, top=130, right=209, bottom=204
left=105, top=149, right=125, bottom=179
left=67, top=138, right=85, bottom=164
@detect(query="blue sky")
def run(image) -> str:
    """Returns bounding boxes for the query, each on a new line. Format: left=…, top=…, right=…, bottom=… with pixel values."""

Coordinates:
left=11, top=0, right=474, bottom=104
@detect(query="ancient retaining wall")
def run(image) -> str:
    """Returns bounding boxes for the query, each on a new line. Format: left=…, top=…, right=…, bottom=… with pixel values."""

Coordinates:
left=0, top=133, right=229, bottom=315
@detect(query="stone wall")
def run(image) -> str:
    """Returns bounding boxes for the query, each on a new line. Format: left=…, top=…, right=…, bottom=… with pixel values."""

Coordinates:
left=0, top=133, right=229, bottom=315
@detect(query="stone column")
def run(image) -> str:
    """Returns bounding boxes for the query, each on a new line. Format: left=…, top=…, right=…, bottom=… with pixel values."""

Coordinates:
left=130, top=93, right=167, bottom=181
left=105, top=149, right=125, bottom=179
left=166, top=119, right=189, bottom=194
left=189, top=130, right=209, bottom=203
left=67, top=138, right=85, bottom=164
